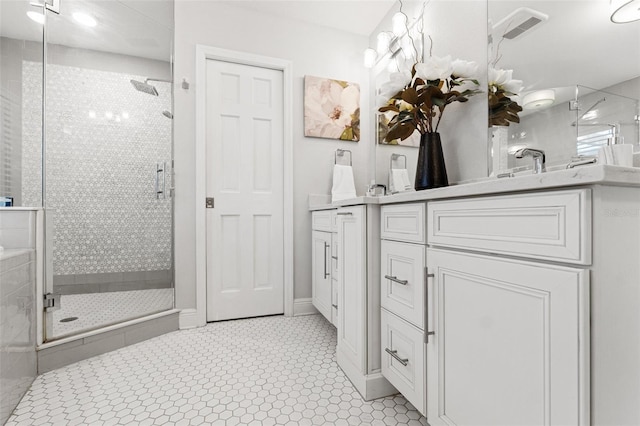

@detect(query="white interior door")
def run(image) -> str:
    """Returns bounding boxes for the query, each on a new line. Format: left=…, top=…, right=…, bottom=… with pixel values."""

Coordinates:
left=205, top=59, right=284, bottom=321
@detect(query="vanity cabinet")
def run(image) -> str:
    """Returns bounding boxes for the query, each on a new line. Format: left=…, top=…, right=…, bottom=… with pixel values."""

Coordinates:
left=311, top=229, right=332, bottom=322
left=332, top=204, right=396, bottom=400
left=426, top=249, right=588, bottom=426
left=426, top=189, right=591, bottom=425
left=379, top=203, right=429, bottom=415
left=380, top=190, right=591, bottom=424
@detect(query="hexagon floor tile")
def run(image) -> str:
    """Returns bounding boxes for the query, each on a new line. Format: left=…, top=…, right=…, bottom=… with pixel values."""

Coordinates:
left=7, top=314, right=427, bottom=425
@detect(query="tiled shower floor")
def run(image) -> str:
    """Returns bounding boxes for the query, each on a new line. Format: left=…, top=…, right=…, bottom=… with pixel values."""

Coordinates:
left=8, top=314, right=427, bottom=425
left=52, top=289, right=174, bottom=337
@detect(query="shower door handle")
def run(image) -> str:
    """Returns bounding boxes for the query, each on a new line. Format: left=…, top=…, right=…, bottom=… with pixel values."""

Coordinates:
left=156, top=162, right=166, bottom=199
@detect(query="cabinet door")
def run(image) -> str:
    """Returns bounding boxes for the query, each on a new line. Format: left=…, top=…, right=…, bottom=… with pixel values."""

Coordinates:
left=311, top=230, right=332, bottom=322
left=426, top=249, right=589, bottom=426
left=337, top=205, right=366, bottom=372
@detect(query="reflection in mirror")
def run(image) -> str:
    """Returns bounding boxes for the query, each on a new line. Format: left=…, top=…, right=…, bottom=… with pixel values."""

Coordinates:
left=488, top=1, right=640, bottom=174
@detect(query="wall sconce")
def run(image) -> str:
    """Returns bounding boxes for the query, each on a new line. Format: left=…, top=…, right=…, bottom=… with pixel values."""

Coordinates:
left=610, top=0, right=640, bottom=23
left=523, top=89, right=555, bottom=110
left=363, top=1, right=425, bottom=69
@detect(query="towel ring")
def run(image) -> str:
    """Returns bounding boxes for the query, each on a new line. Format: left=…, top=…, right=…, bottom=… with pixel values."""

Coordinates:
left=335, top=149, right=352, bottom=166
left=390, top=153, right=407, bottom=170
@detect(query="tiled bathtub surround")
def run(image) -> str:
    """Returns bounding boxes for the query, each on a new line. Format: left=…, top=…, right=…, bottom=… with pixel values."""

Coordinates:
left=22, top=61, right=172, bottom=277
left=0, top=209, right=35, bottom=249
left=0, top=249, right=37, bottom=425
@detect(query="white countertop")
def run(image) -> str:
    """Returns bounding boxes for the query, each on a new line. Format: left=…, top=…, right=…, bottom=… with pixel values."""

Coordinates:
left=309, top=165, right=640, bottom=211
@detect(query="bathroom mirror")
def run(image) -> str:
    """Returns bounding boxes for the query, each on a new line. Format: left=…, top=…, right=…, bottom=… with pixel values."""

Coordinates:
left=488, top=0, right=640, bottom=173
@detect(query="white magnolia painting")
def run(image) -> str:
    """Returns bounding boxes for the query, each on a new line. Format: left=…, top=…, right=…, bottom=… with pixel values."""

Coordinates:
left=304, top=76, right=360, bottom=142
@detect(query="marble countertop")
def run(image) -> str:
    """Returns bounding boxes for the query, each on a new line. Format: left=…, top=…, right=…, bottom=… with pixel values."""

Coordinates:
left=309, top=165, right=640, bottom=211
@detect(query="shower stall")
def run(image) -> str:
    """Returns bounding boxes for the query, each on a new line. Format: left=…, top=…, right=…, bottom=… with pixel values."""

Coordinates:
left=0, top=0, right=175, bottom=344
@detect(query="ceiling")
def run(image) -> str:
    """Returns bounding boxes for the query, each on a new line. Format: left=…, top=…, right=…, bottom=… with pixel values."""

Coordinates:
left=0, top=0, right=174, bottom=61
left=228, top=0, right=396, bottom=36
left=0, top=0, right=394, bottom=62
left=489, top=1, right=640, bottom=109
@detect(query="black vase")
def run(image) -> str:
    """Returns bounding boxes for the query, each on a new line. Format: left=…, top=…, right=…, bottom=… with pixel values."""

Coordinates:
left=415, top=132, right=448, bottom=191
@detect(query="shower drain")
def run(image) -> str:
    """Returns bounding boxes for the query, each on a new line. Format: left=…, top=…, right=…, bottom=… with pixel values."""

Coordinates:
left=60, top=317, right=79, bottom=323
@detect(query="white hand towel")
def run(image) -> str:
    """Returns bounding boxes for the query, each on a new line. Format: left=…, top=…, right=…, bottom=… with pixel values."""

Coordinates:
left=332, top=164, right=357, bottom=203
left=390, top=168, right=412, bottom=193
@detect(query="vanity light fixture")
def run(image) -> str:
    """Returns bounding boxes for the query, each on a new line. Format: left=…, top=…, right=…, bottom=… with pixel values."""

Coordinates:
left=610, top=0, right=640, bottom=23
left=72, top=12, right=97, bottom=27
left=523, top=89, right=555, bottom=110
left=27, top=11, right=45, bottom=24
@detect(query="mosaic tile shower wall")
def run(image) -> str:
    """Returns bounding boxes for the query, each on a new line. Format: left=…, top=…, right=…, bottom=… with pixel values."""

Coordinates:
left=22, top=61, right=172, bottom=276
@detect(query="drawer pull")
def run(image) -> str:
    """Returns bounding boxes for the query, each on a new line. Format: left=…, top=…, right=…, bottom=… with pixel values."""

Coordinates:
left=336, top=212, right=353, bottom=216
left=385, top=348, right=409, bottom=366
left=384, top=275, right=408, bottom=285
left=332, top=304, right=338, bottom=309
left=331, top=255, right=338, bottom=260
left=425, top=267, right=435, bottom=343
left=323, top=243, right=330, bottom=278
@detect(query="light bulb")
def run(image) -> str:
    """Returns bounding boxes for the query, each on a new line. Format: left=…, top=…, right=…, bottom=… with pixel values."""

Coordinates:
left=392, top=12, right=407, bottom=36
left=364, top=48, right=377, bottom=68
left=377, top=32, right=392, bottom=54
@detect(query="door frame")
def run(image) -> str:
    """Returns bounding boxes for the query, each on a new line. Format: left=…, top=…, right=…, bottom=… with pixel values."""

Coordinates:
left=194, top=45, right=294, bottom=326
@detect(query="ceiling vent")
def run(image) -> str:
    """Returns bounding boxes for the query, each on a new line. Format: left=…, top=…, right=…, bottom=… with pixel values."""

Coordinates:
left=493, top=7, right=549, bottom=40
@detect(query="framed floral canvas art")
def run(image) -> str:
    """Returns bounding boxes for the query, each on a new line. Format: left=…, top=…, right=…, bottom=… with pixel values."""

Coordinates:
left=304, top=76, right=360, bottom=142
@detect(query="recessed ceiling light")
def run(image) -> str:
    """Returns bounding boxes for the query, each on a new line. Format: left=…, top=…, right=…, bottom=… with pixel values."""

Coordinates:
left=73, top=12, right=97, bottom=27
left=27, top=11, right=45, bottom=25
left=611, top=0, right=640, bottom=23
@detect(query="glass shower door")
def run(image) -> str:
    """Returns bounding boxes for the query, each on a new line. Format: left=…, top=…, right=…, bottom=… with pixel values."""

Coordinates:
left=39, top=0, right=174, bottom=341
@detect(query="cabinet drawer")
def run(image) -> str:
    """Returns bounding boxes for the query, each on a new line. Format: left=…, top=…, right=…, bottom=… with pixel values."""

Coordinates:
left=312, top=210, right=333, bottom=232
left=381, top=203, right=426, bottom=244
left=381, top=309, right=426, bottom=416
left=381, top=240, right=425, bottom=329
left=427, top=189, right=591, bottom=264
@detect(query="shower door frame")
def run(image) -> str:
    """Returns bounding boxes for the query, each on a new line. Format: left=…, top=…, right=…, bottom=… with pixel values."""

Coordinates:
left=36, top=1, right=176, bottom=345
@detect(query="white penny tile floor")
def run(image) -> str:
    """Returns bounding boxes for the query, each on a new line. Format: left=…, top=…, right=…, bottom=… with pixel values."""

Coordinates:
left=52, top=289, right=174, bottom=337
left=7, top=314, right=427, bottom=426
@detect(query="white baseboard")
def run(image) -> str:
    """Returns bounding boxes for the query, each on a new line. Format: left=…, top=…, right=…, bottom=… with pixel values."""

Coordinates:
left=337, top=347, right=398, bottom=401
left=293, top=298, right=318, bottom=316
left=179, top=308, right=200, bottom=329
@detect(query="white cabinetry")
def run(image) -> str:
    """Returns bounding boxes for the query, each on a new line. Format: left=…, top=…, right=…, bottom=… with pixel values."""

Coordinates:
left=424, top=189, right=591, bottom=426
left=311, top=229, right=332, bottom=322
left=379, top=203, right=428, bottom=415
left=311, top=210, right=334, bottom=324
left=334, top=205, right=396, bottom=400
left=426, top=249, right=589, bottom=426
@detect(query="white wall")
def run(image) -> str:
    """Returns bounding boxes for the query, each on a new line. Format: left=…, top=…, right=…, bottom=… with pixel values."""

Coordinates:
left=173, top=2, right=372, bottom=308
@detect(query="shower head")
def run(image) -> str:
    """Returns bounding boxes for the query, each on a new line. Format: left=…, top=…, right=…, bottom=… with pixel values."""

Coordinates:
left=130, top=79, right=159, bottom=96
left=162, top=110, right=173, bottom=119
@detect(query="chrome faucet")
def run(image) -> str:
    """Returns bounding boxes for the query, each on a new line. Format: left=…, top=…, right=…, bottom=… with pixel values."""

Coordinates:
left=514, top=148, right=546, bottom=174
